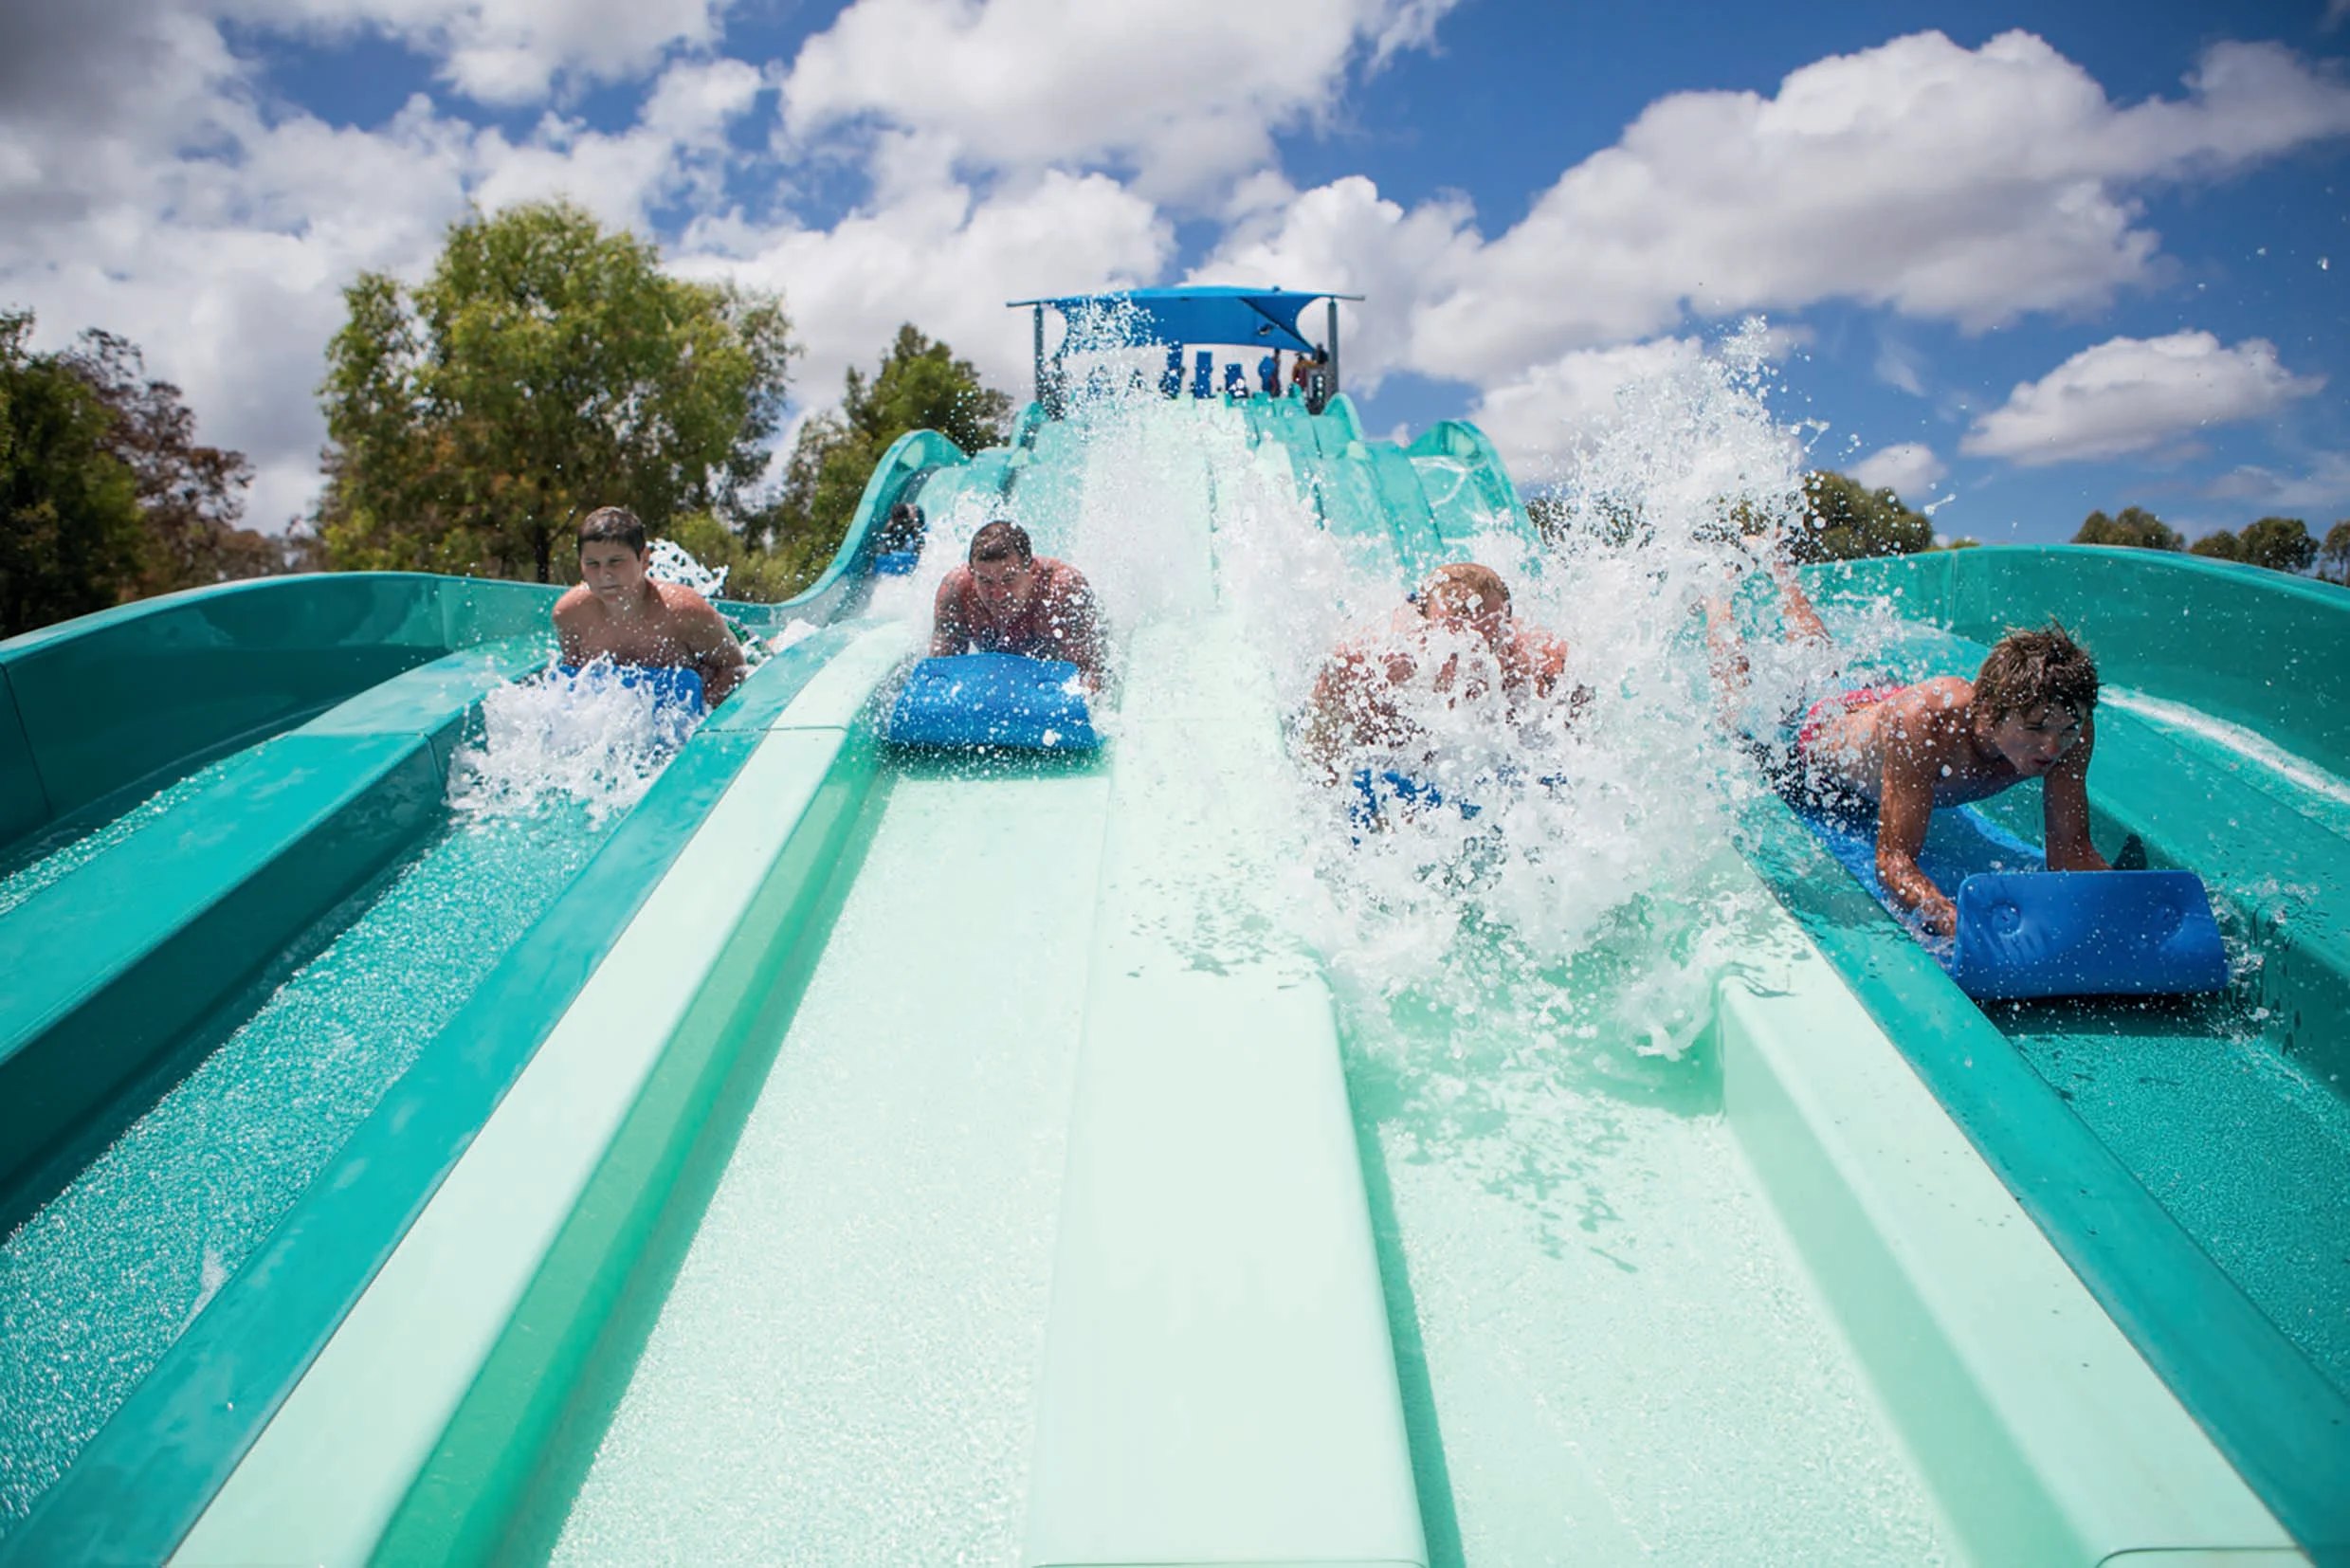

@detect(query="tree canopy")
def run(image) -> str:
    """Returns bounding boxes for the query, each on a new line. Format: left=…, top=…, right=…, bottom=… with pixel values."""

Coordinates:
left=2, top=310, right=274, bottom=638
left=314, top=200, right=793, bottom=583
left=2074, top=505, right=2180, bottom=551
left=2319, top=520, right=2350, bottom=586
left=2192, top=517, right=2318, bottom=574
left=743, top=323, right=1012, bottom=593
left=1792, top=470, right=1933, bottom=561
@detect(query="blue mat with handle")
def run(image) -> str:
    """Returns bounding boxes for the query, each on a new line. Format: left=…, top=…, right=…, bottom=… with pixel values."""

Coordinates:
left=1794, top=801, right=2227, bottom=1000
left=886, top=653, right=1099, bottom=752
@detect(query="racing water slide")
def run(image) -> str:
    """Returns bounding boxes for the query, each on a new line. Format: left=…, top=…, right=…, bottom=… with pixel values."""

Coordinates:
left=1, top=360, right=2344, bottom=1564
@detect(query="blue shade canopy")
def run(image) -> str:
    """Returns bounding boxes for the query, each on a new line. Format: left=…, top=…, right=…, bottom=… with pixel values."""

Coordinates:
left=1009, top=286, right=1354, bottom=353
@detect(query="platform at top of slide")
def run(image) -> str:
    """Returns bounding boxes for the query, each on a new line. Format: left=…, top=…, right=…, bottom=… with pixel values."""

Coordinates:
left=1, top=358, right=2343, bottom=1567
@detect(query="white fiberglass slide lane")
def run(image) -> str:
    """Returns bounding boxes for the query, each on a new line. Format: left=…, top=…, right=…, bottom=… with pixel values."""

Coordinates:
left=550, top=766, right=1115, bottom=1563
left=1019, top=618, right=1424, bottom=1567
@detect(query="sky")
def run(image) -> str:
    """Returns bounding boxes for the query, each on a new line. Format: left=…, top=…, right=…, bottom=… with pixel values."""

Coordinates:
left=3, top=0, right=2344, bottom=548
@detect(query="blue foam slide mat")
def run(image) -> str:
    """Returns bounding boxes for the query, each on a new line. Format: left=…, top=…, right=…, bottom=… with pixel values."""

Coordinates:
left=1951, top=871, right=2228, bottom=1000
left=886, top=653, right=1099, bottom=751
left=555, top=663, right=706, bottom=714
left=1792, top=801, right=2227, bottom=1000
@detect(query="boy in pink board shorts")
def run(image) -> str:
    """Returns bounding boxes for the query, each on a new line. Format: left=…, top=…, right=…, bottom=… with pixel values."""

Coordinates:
left=1709, top=556, right=2112, bottom=939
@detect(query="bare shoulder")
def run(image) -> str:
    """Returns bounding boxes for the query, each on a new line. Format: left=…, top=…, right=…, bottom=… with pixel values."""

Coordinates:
left=1043, top=557, right=1096, bottom=597
left=1912, top=675, right=1973, bottom=711
left=551, top=584, right=597, bottom=625
left=653, top=581, right=738, bottom=648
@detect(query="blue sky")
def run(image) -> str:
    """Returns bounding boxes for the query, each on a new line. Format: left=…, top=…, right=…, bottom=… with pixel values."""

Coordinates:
left=3, top=0, right=2343, bottom=546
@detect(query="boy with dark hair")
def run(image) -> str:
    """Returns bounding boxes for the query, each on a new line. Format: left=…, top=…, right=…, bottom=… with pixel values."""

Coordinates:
left=930, top=520, right=1109, bottom=689
left=552, top=505, right=747, bottom=706
left=1711, top=561, right=2111, bottom=937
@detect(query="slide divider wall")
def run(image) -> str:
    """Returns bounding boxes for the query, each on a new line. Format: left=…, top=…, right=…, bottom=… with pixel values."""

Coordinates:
left=0, top=574, right=558, bottom=855
left=0, top=627, right=872, bottom=1568
left=0, top=635, right=548, bottom=1212
left=160, top=625, right=916, bottom=1568
left=1740, top=793, right=2350, bottom=1564
left=1715, top=883, right=2296, bottom=1565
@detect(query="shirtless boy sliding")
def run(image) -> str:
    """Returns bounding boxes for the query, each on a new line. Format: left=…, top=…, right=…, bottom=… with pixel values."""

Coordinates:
left=1300, top=562, right=1577, bottom=782
left=552, top=507, right=746, bottom=706
left=1713, top=560, right=2108, bottom=938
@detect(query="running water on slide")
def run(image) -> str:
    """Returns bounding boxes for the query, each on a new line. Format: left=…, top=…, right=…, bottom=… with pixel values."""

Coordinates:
left=3, top=301, right=2343, bottom=1567
left=544, top=330, right=1967, bottom=1563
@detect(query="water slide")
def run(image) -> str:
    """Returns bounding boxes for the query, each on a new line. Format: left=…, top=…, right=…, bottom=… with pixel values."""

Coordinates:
left=1, top=324, right=2344, bottom=1566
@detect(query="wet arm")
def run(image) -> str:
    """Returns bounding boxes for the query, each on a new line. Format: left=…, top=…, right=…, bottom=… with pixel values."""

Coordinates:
left=930, top=577, right=968, bottom=658
left=552, top=599, right=588, bottom=668
left=2042, top=717, right=2109, bottom=872
left=689, top=605, right=747, bottom=706
left=1298, top=656, right=1364, bottom=783
left=1875, top=734, right=1957, bottom=938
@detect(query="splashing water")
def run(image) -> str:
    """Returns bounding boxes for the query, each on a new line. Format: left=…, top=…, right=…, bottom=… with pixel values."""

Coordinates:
left=646, top=537, right=729, bottom=599
left=446, top=659, right=703, bottom=824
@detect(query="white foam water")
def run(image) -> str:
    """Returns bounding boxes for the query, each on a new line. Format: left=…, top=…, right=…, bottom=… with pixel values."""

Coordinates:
left=446, top=658, right=703, bottom=825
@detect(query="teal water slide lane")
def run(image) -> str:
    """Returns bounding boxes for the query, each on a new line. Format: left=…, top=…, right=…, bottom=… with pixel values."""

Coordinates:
left=1, top=390, right=2338, bottom=1563
left=0, top=434, right=960, bottom=1562
left=1749, top=547, right=2350, bottom=1563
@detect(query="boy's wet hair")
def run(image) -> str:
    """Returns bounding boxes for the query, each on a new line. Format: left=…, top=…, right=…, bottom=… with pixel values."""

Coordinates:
left=970, top=520, right=1033, bottom=566
left=1975, top=622, right=2099, bottom=722
left=576, top=506, right=647, bottom=556
left=1418, top=561, right=1510, bottom=615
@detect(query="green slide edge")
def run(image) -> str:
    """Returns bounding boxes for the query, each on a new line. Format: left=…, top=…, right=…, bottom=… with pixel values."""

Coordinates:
left=0, top=574, right=559, bottom=853
left=0, top=638, right=547, bottom=1207
left=0, top=629, right=859, bottom=1568
left=0, top=422, right=961, bottom=1563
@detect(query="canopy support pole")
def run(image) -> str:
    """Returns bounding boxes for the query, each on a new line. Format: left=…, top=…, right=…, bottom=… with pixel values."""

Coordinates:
left=1327, top=298, right=1341, bottom=399
left=1032, top=304, right=1046, bottom=404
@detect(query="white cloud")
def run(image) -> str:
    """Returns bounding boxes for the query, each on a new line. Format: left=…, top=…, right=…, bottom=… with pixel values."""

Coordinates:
left=1961, top=331, right=2324, bottom=466
left=0, top=31, right=769, bottom=530
left=1466, top=338, right=1706, bottom=480
left=2203, top=450, right=2350, bottom=514
left=1849, top=441, right=1945, bottom=497
left=677, top=163, right=1172, bottom=407
left=1189, top=174, right=1481, bottom=390
left=1246, top=30, right=2350, bottom=387
left=779, top=0, right=1461, bottom=200
left=224, top=0, right=733, bottom=104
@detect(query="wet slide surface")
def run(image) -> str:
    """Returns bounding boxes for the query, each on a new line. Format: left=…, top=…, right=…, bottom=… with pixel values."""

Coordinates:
left=554, top=765, right=1112, bottom=1561
left=550, top=611, right=1959, bottom=1564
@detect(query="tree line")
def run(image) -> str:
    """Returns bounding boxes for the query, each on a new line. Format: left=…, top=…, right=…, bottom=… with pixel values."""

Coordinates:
left=4, top=201, right=1010, bottom=638
left=2075, top=505, right=2350, bottom=583
left=2, top=312, right=290, bottom=637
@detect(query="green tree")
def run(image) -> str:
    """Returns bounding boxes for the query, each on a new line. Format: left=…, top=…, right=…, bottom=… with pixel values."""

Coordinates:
left=2073, top=505, right=2181, bottom=551
left=1791, top=470, right=1933, bottom=561
left=750, top=323, right=1013, bottom=593
left=65, top=329, right=279, bottom=594
left=315, top=200, right=793, bottom=582
left=2318, top=520, right=2350, bottom=586
left=2235, top=516, right=2316, bottom=574
left=2189, top=529, right=2243, bottom=562
left=0, top=312, right=148, bottom=637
